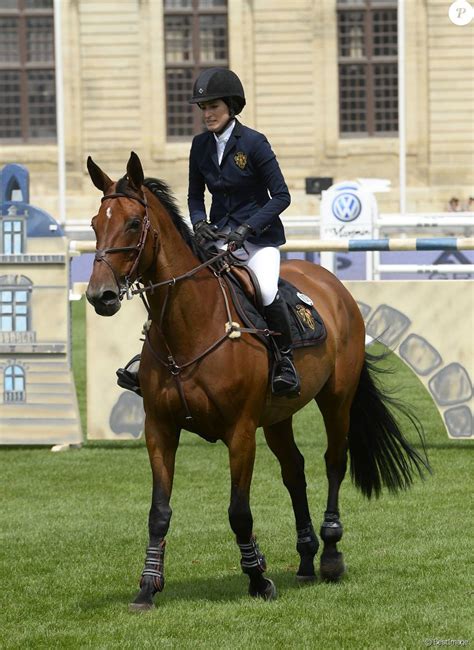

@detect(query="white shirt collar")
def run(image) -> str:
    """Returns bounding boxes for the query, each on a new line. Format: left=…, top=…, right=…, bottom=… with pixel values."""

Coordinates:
left=214, top=119, right=236, bottom=145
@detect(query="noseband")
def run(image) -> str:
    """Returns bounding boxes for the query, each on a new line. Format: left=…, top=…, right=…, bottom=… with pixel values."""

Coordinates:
left=94, top=192, right=156, bottom=299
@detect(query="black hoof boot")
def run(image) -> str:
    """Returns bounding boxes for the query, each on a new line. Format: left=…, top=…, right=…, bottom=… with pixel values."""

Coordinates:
left=239, top=536, right=276, bottom=601
left=117, top=354, right=142, bottom=397
left=320, top=515, right=343, bottom=545
left=129, top=543, right=165, bottom=611
left=296, top=523, right=319, bottom=582
left=320, top=514, right=345, bottom=582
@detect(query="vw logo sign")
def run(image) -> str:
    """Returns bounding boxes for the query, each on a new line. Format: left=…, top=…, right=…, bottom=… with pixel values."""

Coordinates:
left=332, top=192, right=362, bottom=222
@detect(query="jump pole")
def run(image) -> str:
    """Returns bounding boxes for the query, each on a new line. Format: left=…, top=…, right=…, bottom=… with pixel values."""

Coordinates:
left=70, top=237, right=474, bottom=255
left=281, top=237, right=474, bottom=252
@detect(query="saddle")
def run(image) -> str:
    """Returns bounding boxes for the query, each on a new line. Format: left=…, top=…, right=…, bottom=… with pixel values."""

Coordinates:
left=223, top=266, right=326, bottom=350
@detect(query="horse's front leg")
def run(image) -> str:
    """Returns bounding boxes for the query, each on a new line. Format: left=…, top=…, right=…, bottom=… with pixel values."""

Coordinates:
left=227, top=427, right=277, bottom=601
left=130, top=416, right=180, bottom=611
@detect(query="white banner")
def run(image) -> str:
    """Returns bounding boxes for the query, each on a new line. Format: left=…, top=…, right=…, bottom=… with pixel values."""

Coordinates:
left=320, top=181, right=378, bottom=240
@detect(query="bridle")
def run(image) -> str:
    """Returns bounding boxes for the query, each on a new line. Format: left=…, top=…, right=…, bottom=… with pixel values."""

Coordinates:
left=93, top=191, right=157, bottom=299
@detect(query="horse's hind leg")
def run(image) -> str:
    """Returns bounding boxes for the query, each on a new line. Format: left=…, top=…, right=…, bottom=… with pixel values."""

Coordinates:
left=316, top=391, right=352, bottom=581
left=263, top=417, right=319, bottom=582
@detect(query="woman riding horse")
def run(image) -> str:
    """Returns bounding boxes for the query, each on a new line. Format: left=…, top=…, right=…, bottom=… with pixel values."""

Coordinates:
left=118, top=68, right=300, bottom=398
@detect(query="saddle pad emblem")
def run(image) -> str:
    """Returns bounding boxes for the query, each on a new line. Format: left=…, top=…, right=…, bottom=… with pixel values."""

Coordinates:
left=234, top=152, right=247, bottom=169
left=296, top=304, right=316, bottom=330
left=296, top=292, right=313, bottom=306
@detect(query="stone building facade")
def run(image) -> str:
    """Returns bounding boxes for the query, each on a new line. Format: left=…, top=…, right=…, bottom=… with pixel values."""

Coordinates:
left=0, top=0, right=472, bottom=222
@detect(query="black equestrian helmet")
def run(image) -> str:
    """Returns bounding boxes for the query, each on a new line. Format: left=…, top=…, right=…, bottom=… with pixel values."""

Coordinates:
left=189, top=68, right=246, bottom=114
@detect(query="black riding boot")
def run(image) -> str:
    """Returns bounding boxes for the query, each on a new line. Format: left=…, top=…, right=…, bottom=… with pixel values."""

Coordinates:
left=116, top=354, right=142, bottom=397
left=264, top=294, right=301, bottom=397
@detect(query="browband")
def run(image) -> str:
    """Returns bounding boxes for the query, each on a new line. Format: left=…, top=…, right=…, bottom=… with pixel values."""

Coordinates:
left=101, top=192, right=147, bottom=208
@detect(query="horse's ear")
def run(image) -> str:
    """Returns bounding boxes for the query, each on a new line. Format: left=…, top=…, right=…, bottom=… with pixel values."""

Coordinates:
left=126, top=151, right=144, bottom=192
left=87, top=156, right=113, bottom=193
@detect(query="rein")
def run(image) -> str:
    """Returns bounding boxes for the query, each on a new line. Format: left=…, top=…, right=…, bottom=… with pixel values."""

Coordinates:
left=130, top=248, right=231, bottom=299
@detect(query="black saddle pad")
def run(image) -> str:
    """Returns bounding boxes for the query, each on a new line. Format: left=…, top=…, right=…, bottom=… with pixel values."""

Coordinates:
left=224, top=273, right=327, bottom=350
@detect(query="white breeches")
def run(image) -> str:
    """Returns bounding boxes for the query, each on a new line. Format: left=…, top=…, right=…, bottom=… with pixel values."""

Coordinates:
left=217, top=238, right=280, bottom=306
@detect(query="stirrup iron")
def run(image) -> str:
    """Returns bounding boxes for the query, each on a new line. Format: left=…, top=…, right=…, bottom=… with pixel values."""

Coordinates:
left=116, top=353, right=142, bottom=397
left=271, top=349, right=301, bottom=397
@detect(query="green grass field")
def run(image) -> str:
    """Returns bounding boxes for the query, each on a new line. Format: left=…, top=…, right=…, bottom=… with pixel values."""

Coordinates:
left=0, top=299, right=472, bottom=649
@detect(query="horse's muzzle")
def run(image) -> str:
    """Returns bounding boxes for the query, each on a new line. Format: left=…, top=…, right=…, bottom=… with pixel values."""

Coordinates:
left=86, top=286, right=121, bottom=316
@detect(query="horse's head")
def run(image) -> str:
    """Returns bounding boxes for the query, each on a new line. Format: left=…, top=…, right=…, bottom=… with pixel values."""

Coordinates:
left=86, top=152, right=155, bottom=316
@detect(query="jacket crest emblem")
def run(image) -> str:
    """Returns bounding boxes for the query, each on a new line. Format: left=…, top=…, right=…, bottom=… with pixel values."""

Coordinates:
left=234, top=152, right=247, bottom=169
left=295, top=304, right=316, bottom=330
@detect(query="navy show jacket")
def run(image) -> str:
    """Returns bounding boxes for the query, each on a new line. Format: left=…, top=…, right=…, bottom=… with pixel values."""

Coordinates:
left=188, top=120, right=291, bottom=247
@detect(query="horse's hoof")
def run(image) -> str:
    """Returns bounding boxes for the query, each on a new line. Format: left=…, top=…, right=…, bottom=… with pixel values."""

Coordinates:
left=128, top=602, right=155, bottom=612
left=129, top=587, right=156, bottom=612
left=249, top=577, right=277, bottom=601
left=320, top=552, right=346, bottom=582
left=296, top=573, right=316, bottom=584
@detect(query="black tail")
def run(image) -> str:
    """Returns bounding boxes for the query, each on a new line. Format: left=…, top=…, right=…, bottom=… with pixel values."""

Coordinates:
left=348, top=352, right=430, bottom=499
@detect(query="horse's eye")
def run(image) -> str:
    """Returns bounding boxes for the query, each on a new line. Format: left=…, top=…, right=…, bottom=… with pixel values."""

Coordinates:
left=127, top=218, right=142, bottom=232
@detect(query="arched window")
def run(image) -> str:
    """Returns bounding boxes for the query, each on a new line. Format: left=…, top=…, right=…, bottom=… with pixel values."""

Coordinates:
left=4, top=364, right=25, bottom=402
left=6, top=177, right=23, bottom=202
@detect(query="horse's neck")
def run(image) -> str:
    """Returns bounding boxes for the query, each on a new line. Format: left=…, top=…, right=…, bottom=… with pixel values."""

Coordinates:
left=151, top=220, right=198, bottom=286
left=143, top=212, right=222, bottom=341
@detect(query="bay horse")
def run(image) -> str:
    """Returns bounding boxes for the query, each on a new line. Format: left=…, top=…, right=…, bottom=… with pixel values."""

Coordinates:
left=85, top=152, right=428, bottom=610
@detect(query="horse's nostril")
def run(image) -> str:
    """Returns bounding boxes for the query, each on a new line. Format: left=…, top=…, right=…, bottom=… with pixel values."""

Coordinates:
left=86, top=286, right=121, bottom=315
left=102, top=290, right=119, bottom=304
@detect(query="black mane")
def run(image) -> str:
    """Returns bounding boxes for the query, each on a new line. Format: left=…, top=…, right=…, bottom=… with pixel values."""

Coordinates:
left=115, top=174, right=208, bottom=260
left=143, top=177, right=205, bottom=259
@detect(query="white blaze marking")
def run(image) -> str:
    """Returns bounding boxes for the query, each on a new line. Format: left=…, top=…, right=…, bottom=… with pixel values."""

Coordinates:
left=106, top=207, right=112, bottom=219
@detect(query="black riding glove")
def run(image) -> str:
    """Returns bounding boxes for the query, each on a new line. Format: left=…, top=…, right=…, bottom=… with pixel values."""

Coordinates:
left=226, top=224, right=255, bottom=250
left=193, top=220, right=219, bottom=246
